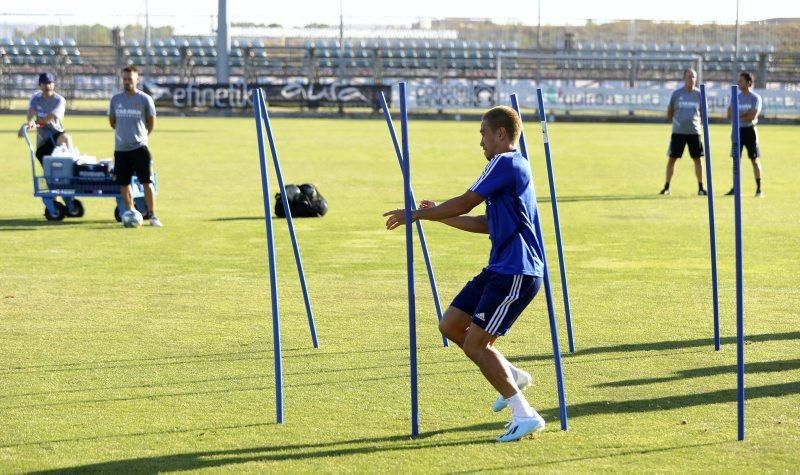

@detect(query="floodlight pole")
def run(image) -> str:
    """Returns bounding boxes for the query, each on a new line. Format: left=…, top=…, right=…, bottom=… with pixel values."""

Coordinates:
left=216, top=0, right=230, bottom=84
left=495, top=53, right=503, bottom=106
left=145, top=0, right=151, bottom=80
left=338, top=0, right=346, bottom=114
left=535, top=0, right=542, bottom=86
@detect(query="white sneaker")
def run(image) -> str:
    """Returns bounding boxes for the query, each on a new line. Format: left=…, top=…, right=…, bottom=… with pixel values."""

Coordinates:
left=492, top=371, right=532, bottom=412
left=149, top=216, right=163, bottom=227
left=496, top=415, right=545, bottom=442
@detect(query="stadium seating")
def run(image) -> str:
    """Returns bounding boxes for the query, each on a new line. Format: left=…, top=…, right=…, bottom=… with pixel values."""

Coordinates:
left=1, top=32, right=792, bottom=99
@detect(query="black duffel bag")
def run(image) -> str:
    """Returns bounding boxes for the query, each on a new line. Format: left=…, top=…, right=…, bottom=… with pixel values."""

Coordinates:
left=274, top=183, right=328, bottom=218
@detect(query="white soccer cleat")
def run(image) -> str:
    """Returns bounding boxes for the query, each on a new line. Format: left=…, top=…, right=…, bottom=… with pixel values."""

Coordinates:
left=149, top=216, right=163, bottom=228
left=492, top=370, right=533, bottom=412
left=496, top=415, right=545, bottom=442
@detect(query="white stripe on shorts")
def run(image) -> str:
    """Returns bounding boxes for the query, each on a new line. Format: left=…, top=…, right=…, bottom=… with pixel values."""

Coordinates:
left=485, top=275, right=522, bottom=335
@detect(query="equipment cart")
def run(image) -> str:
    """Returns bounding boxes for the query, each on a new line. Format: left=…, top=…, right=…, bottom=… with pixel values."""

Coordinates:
left=20, top=127, right=154, bottom=222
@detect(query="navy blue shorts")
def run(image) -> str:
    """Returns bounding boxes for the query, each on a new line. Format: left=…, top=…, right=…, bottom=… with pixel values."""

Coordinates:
left=451, top=269, right=543, bottom=337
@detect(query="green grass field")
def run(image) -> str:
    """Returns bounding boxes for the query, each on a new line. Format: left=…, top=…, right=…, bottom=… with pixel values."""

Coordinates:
left=1, top=114, right=798, bottom=472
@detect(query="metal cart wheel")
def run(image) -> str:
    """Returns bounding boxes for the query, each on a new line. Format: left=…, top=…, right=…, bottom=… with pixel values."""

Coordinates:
left=44, top=202, right=67, bottom=221
left=66, top=199, right=85, bottom=218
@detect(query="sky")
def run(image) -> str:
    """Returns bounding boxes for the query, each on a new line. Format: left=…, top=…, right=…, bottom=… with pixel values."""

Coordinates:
left=4, top=0, right=800, bottom=33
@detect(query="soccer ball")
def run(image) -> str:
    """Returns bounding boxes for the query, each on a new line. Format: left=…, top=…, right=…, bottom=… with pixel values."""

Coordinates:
left=121, top=209, right=143, bottom=228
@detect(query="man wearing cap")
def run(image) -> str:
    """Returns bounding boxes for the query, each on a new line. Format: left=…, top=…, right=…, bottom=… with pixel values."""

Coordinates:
left=25, top=72, right=73, bottom=164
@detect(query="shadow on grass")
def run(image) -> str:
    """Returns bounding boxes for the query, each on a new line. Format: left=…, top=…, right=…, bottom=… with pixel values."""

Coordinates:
left=0, top=364, right=468, bottom=411
left=595, top=358, right=800, bottom=388
left=209, top=216, right=263, bottom=222
left=0, top=218, right=92, bottom=229
left=10, top=330, right=791, bottom=375
left=209, top=216, right=302, bottom=222
left=12, top=382, right=799, bottom=470
left=512, top=331, right=800, bottom=364
left=25, top=422, right=499, bottom=472
left=0, top=345, right=413, bottom=375
left=539, top=380, right=800, bottom=422
left=450, top=441, right=726, bottom=472
left=0, top=218, right=121, bottom=230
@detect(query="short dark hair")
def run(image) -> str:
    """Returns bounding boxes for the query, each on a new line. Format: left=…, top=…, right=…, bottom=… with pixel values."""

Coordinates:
left=122, top=65, right=139, bottom=74
left=482, top=106, right=522, bottom=144
left=739, top=71, right=754, bottom=86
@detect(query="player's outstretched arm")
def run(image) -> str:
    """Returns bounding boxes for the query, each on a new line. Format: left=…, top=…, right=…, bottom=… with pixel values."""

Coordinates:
left=384, top=191, right=483, bottom=231
left=418, top=200, right=487, bottom=233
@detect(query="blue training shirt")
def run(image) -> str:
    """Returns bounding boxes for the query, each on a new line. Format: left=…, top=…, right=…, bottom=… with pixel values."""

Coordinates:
left=469, top=150, right=544, bottom=277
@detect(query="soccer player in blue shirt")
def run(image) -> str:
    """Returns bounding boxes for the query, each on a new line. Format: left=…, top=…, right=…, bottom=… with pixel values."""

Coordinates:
left=384, top=106, right=546, bottom=442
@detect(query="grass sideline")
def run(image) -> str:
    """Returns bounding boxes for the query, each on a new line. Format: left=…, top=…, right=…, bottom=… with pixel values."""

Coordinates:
left=1, top=115, right=799, bottom=472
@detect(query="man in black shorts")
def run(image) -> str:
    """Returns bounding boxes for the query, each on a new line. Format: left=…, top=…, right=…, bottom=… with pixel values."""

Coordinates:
left=726, top=71, right=764, bottom=197
left=108, top=66, right=162, bottom=226
left=660, top=68, right=707, bottom=196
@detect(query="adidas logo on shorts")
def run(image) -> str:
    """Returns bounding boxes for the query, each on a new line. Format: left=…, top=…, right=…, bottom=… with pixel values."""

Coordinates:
left=475, top=312, right=485, bottom=321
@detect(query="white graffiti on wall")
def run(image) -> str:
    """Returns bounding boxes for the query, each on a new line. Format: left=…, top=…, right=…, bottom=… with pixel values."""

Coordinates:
left=280, top=83, right=369, bottom=103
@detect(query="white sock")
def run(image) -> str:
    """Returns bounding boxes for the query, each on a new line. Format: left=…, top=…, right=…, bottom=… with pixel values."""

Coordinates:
left=497, top=352, right=521, bottom=386
left=507, top=392, right=537, bottom=419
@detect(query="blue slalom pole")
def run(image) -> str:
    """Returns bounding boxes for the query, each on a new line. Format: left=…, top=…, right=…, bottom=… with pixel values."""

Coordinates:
left=699, top=85, right=720, bottom=351
left=534, top=89, right=575, bottom=353
left=253, top=88, right=283, bottom=424
left=731, top=85, right=745, bottom=441
left=399, top=82, right=419, bottom=436
left=379, top=92, right=448, bottom=348
left=257, top=92, right=319, bottom=349
left=511, top=95, right=568, bottom=431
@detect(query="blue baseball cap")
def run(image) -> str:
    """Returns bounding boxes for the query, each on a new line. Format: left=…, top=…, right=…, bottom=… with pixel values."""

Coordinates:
left=38, top=72, right=55, bottom=84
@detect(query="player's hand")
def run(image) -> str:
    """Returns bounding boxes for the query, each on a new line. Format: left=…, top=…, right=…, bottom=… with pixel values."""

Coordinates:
left=418, top=200, right=437, bottom=209
left=26, top=120, right=36, bottom=130
left=383, top=208, right=414, bottom=230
